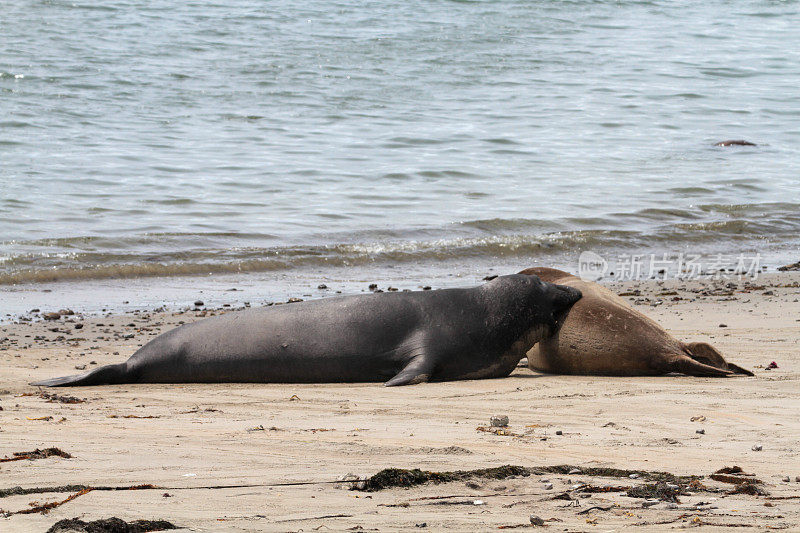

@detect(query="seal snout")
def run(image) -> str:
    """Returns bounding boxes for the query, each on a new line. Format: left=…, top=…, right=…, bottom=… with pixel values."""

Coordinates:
left=551, top=284, right=582, bottom=312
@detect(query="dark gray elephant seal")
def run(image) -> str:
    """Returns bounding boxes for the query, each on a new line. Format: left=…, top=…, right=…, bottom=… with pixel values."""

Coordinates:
left=32, top=274, right=581, bottom=387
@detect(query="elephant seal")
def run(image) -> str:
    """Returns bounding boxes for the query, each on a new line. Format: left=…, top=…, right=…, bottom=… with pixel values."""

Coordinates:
left=32, top=274, right=581, bottom=387
left=518, top=267, right=753, bottom=377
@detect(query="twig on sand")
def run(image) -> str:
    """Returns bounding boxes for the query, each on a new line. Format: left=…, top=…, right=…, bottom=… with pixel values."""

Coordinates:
left=577, top=505, right=614, bottom=515
left=13, top=488, right=93, bottom=515
left=274, top=514, right=352, bottom=523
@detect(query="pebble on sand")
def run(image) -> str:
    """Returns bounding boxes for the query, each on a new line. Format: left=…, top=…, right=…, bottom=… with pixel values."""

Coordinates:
left=490, top=415, right=509, bottom=427
left=752, top=444, right=763, bottom=451
left=529, top=515, right=545, bottom=526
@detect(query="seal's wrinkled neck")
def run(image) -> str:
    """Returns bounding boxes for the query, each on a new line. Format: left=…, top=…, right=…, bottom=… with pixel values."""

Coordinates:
left=508, top=323, right=551, bottom=358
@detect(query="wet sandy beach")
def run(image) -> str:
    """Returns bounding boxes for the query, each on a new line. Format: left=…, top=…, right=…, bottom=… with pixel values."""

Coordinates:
left=2, top=273, right=799, bottom=532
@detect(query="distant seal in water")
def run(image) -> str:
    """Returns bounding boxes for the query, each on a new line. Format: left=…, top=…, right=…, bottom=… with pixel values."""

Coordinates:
left=714, top=140, right=756, bottom=147
left=32, top=274, right=582, bottom=387
left=518, top=267, right=753, bottom=377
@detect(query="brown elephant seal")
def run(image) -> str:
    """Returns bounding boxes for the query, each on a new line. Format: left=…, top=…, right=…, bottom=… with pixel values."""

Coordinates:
left=518, top=267, right=753, bottom=377
left=32, top=274, right=581, bottom=387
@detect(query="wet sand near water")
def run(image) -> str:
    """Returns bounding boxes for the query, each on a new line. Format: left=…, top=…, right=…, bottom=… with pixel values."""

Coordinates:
left=1, top=273, right=799, bottom=531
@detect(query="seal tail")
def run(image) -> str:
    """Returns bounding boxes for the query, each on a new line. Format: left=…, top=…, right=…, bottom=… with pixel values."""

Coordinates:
left=31, top=363, right=129, bottom=387
left=684, top=342, right=754, bottom=377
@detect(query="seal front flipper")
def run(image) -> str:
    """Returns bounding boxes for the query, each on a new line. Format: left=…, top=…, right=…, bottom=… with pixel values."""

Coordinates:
left=31, top=363, right=129, bottom=387
left=384, top=355, right=435, bottom=387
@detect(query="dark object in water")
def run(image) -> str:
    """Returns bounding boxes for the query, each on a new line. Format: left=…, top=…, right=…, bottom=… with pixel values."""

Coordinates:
left=359, top=465, right=529, bottom=491
left=46, top=517, right=177, bottom=533
left=714, top=140, right=756, bottom=146
left=778, top=261, right=800, bottom=271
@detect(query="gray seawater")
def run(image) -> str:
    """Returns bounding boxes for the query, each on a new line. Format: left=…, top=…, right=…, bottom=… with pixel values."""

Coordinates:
left=2, top=0, right=800, bottom=288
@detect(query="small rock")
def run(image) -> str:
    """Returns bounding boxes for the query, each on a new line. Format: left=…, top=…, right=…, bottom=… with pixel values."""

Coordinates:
left=529, top=515, right=545, bottom=526
left=335, top=473, right=364, bottom=490
left=795, top=476, right=800, bottom=482
left=666, top=503, right=678, bottom=509
left=43, top=312, right=61, bottom=320
left=415, top=523, right=427, bottom=528
left=194, top=300, right=204, bottom=307
left=490, top=415, right=509, bottom=427
left=696, top=429, right=705, bottom=435
left=74, top=323, right=83, bottom=329
left=318, top=284, right=328, bottom=289
left=422, top=286, right=431, bottom=290
left=629, top=473, right=640, bottom=479
left=752, top=444, right=763, bottom=451
left=642, top=500, right=659, bottom=508
left=555, top=430, right=563, bottom=435
left=719, top=323, right=727, bottom=328
left=287, top=297, right=303, bottom=303
left=568, top=468, right=581, bottom=475
left=666, top=483, right=679, bottom=490
left=368, top=284, right=378, bottom=291
left=543, top=483, right=553, bottom=490
left=465, top=480, right=482, bottom=489
left=58, top=309, right=74, bottom=316
left=75, top=365, right=86, bottom=370
left=472, top=500, right=485, bottom=505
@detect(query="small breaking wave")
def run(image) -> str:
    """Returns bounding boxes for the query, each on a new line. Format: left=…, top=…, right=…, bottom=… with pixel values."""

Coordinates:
left=2, top=201, right=799, bottom=285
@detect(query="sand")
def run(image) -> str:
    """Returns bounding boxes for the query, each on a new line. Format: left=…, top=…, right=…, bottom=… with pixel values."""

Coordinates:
left=1, top=273, right=799, bottom=532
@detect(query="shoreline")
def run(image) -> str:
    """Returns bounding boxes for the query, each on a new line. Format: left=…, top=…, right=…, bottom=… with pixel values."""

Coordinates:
left=1, top=251, right=797, bottom=321
left=2, top=272, right=799, bottom=531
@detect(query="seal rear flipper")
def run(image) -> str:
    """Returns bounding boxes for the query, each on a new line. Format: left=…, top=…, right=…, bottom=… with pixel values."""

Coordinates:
left=31, top=363, right=129, bottom=387
left=684, top=342, right=754, bottom=376
left=669, top=355, right=733, bottom=377
left=384, top=355, right=434, bottom=387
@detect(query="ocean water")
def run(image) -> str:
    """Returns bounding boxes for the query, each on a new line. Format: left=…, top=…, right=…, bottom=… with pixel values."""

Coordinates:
left=2, top=0, right=799, bottom=301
